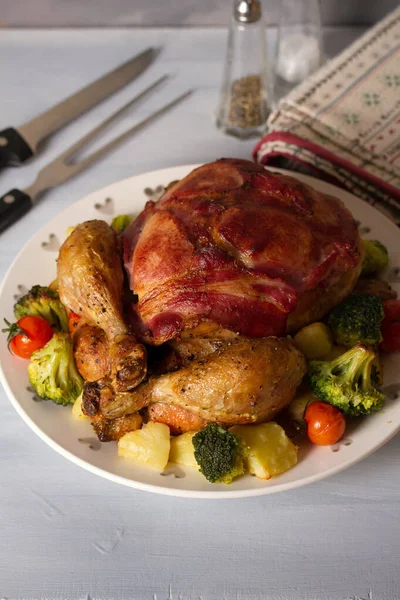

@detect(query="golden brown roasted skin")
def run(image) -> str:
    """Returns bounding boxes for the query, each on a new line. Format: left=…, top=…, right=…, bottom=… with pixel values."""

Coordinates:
left=57, top=220, right=147, bottom=417
left=108, top=337, right=306, bottom=431
left=147, top=403, right=207, bottom=436
left=167, top=322, right=238, bottom=367
left=73, top=324, right=109, bottom=382
left=59, top=221, right=127, bottom=336
left=91, top=412, right=142, bottom=442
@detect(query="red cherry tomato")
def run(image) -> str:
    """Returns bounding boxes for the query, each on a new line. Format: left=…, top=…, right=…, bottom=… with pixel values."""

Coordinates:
left=67, top=310, right=81, bottom=335
left=305, top=401, right=346, bottom=446
left=5, top=315, right=53, bottom=359
left=381, top=300, right=400, bottom=353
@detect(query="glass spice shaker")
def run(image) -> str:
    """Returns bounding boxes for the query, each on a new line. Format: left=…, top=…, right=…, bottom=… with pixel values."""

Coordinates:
left=216, top=0, right=271, bottom=139
left=274, top=0, right=324, bottom=101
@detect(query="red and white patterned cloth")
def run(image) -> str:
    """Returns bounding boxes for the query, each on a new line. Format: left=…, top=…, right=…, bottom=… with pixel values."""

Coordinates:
left=254, top=7, right=400, bottom=224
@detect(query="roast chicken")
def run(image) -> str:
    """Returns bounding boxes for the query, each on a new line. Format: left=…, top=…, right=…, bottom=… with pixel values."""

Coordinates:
left=56, top=159, right=364, bottom=440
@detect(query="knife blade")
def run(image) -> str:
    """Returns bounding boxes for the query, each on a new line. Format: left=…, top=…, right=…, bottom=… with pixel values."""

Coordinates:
left=0, top=86, right=193, bottom=234
left=0, top=47, right=159, bottom=170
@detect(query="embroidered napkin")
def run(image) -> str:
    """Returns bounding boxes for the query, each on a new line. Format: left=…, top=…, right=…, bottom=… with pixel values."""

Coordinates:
left=254, top=7, right=400, bottom=224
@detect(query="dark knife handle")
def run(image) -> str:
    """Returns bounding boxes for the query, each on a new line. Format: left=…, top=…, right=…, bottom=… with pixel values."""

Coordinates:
left=0, top=128, right=34, bottom=169
left=0, top=189, right=33, bottom=233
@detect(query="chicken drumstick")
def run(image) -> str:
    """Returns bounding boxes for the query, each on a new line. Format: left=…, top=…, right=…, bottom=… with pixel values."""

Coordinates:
left=57, top=220, right=147, bottom=398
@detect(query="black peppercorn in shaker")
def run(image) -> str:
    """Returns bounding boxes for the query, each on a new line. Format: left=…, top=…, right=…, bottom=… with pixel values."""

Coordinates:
left=216, top=0, right=271, bottom=139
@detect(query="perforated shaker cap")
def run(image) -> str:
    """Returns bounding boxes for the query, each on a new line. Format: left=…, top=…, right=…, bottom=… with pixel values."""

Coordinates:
left=234, top=0, right=261, bottom=23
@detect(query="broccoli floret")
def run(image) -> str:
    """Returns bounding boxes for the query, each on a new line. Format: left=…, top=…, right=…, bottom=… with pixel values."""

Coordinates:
left=192, top=423, right=247, bottom=484
left=111, top=214, right=131, bottom=233
left=14, top=285, right=69, bottom=332
left=28, top=332, right=83, bottom=405
left=362, top=240, right=389, bottom=275
left=308, top=344, right=384, bottom=416
left=327, top=294, right=384, bottom=347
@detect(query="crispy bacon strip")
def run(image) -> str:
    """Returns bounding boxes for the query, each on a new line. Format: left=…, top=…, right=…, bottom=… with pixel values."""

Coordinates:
left=123, top=159, right=361, bottom=344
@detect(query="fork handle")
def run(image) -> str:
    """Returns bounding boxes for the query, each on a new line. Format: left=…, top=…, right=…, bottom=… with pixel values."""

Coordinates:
left=0, top=128, right=34, bottom=170
left=0, top=189, right=33, bottom=234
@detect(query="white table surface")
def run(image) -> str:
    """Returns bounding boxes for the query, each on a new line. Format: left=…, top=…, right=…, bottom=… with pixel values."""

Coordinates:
left=1, top=27, right=399, bottom=600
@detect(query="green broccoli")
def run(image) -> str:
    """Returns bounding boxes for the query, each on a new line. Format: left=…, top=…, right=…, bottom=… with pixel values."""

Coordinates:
left=111, top=214, right=131, bottom=233
left=14, top=285, right=69, bottom=332
left=28, top=332, right=83, bottom=406
left=327, top=294, right=384, bottom=347
left=308, top=344, right=384, bottom=416
left=362, top=239, right=389, bottom=275
left=192, top=423, right=247, bottom=484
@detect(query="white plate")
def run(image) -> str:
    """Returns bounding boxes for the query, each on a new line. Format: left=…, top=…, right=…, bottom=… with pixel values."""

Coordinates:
left=1, top=164, right=399, bottom=498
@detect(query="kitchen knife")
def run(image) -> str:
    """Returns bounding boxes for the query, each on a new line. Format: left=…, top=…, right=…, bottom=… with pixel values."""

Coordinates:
left=0, top=47, right=158, bottom=170
left=0, top=83, right=192, bottom=234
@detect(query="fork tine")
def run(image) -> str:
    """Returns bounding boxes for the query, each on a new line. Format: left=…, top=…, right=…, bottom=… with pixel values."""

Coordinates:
left=70, top=90, right=193, bottom=175
left=57, top=75, right=169, bottom=164
left=25, top=86, right=193, bottom=202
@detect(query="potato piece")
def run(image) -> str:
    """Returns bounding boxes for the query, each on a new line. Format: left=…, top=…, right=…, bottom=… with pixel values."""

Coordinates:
left=321, top=344, right=347, bottom=361
left=231, top=423, right=297, bottom=480
left=169, top=432, right=198, bottom=468
left=294, top=322, right=333, bottom=359
left=66, top=225, right=76, bottom=239
left=287, top=391, right=318, bottom=431
left=72, top=392, right=88, bottom=420
left=118, top=422, right=170, bottom=471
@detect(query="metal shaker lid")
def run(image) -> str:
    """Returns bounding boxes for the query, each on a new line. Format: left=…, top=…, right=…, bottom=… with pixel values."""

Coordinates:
left=234, top=0, right=261, bottom=23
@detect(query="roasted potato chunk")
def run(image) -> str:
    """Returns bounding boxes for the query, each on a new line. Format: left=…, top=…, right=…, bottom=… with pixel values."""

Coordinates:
left=118, top=422, right=170, bottom=471
left=231, top=423, right=298, bottom=480
left=169, top=432, right=198, bottom=468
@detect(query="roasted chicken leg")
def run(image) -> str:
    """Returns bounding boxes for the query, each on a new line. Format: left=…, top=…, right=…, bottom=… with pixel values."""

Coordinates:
left=57, top=220, right=147, bottom=396
left=100, top=337, right=306, bottom=434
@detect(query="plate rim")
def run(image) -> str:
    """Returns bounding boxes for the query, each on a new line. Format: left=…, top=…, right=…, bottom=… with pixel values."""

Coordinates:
left=1, top=162, right=399, bottom=499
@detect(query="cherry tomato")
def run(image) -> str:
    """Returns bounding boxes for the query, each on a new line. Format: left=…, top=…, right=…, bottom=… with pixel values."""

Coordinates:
left=4, top=315, right=53, bottom=359
left=67, top=310, right=81, bottom=335
left=304, top=401, right=346, bottom=446
left=381, top=300, right=400, bottom=353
